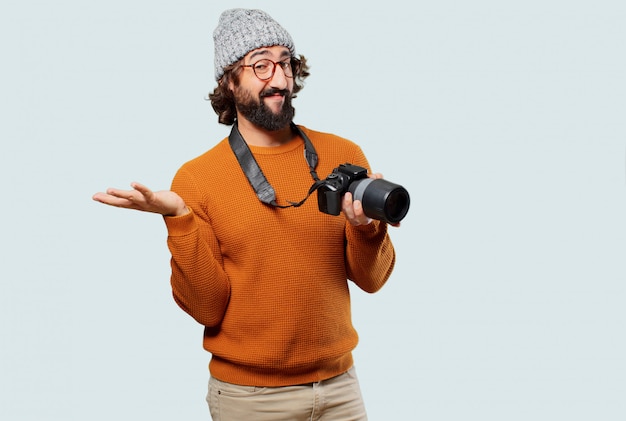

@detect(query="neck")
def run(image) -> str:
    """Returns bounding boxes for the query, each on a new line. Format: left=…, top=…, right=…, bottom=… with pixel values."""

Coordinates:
left=236, top=117, right=294, bottom=147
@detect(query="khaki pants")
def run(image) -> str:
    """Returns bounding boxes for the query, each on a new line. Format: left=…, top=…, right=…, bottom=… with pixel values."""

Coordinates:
left=207, top=367, right=368, bottom=421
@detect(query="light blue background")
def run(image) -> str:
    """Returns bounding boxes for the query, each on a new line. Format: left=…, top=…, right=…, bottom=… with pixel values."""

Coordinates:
left=1, top=0, right=625, bottom=420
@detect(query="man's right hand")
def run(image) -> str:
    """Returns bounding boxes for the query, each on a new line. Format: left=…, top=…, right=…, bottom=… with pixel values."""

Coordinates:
left=92, top=182, right=189, bottom=217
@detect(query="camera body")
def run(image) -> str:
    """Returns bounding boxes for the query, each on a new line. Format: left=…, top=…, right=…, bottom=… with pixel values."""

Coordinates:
left=317, top=163, right=410, bottom=223
left=317, top=163, right=368, bottom=216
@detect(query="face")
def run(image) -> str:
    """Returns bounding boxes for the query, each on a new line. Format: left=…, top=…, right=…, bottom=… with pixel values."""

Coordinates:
left=231, top=45, right=296, bottom=131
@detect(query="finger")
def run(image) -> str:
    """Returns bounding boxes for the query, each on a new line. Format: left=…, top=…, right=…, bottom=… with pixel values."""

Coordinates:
left=92, top=192, right=137, bottom=208
left=92, top=192, right=108, bottom=202
left=353, top=200, right=373, bottom=225
left=100, top=186, right=146, bottom=206
left=342, top=192, right=355, bottom=220
left=130, top=182, right=155, bottom=202
left=352, top=199, right=365, bottom=223
left=130, top=181, right=151, bottom=194
left=105, top=187, right=134, bottom=199
left=369, top=172, right=383, bottom=180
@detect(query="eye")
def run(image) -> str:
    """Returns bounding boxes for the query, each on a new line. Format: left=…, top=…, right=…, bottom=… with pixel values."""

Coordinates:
left=253, top=60, right=270, bottom=72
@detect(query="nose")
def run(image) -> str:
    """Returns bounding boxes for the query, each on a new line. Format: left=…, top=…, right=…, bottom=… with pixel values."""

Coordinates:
left=268, top=63, right=289, bottom=89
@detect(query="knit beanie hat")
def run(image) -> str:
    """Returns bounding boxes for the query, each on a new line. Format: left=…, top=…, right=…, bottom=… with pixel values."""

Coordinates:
left=213, top=9, right=296, bottom=81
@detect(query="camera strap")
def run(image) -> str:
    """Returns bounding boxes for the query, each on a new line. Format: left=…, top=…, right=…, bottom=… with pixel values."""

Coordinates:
left=228, top=122, right=322, bottom=208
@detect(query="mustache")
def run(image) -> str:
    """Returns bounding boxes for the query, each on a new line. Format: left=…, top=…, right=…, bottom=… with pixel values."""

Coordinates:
left=260, top=88, right=290, bottom=98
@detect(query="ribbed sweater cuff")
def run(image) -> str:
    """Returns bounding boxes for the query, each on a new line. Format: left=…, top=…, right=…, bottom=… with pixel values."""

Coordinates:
left=163, top=208, right=197, bottom=237
left=347, top=220, right=387, bottom=239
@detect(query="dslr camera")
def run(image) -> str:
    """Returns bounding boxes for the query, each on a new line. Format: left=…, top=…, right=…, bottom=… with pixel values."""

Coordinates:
left=317, top=163, right=410, bottom=223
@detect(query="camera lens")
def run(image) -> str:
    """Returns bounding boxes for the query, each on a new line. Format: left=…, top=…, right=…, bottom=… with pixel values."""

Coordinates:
left=349, top=178, right=410, bottom=223
left=385, top=188, right=410, bottom=222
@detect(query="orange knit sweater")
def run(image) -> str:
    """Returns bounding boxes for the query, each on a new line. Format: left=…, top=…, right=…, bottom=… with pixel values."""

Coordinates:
left=164, top=126, right=396, bottom=387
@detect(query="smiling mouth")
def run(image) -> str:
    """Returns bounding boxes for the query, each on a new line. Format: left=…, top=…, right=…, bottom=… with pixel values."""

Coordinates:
left=261, top=88, right=289, bottom=98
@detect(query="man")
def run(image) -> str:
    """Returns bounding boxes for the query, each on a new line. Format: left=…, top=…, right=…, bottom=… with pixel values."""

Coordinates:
left=93, top=8, right=398, bottom=420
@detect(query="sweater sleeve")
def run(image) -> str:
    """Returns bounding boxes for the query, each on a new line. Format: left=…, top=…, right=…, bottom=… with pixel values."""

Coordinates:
left=344, top=147, right=396, bottom=293
left=163, top=167, right=230, bottom=327
left=345, top=220, right=395, bottom=293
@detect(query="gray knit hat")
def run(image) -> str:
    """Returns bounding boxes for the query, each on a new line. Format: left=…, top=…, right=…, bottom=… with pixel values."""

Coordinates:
left=213, top=9, right=296, bottom=81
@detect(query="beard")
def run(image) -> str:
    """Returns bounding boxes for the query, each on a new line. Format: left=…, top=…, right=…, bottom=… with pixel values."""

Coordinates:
left=234, top=86, right=295, bottom=131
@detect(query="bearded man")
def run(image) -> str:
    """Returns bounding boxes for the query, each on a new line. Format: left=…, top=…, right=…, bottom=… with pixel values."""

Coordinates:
left=93, top=9, right=399, bottom=420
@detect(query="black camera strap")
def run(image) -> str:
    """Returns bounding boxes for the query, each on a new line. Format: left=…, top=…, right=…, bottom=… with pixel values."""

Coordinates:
left=228, top=122, right=322, bottom=208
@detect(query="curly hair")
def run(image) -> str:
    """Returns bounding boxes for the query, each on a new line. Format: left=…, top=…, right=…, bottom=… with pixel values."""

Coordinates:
left=208, top=55, right=310, bottom=125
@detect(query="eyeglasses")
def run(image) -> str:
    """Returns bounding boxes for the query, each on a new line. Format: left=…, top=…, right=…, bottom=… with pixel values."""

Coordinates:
left=240, top=58, right=301, bottom=81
